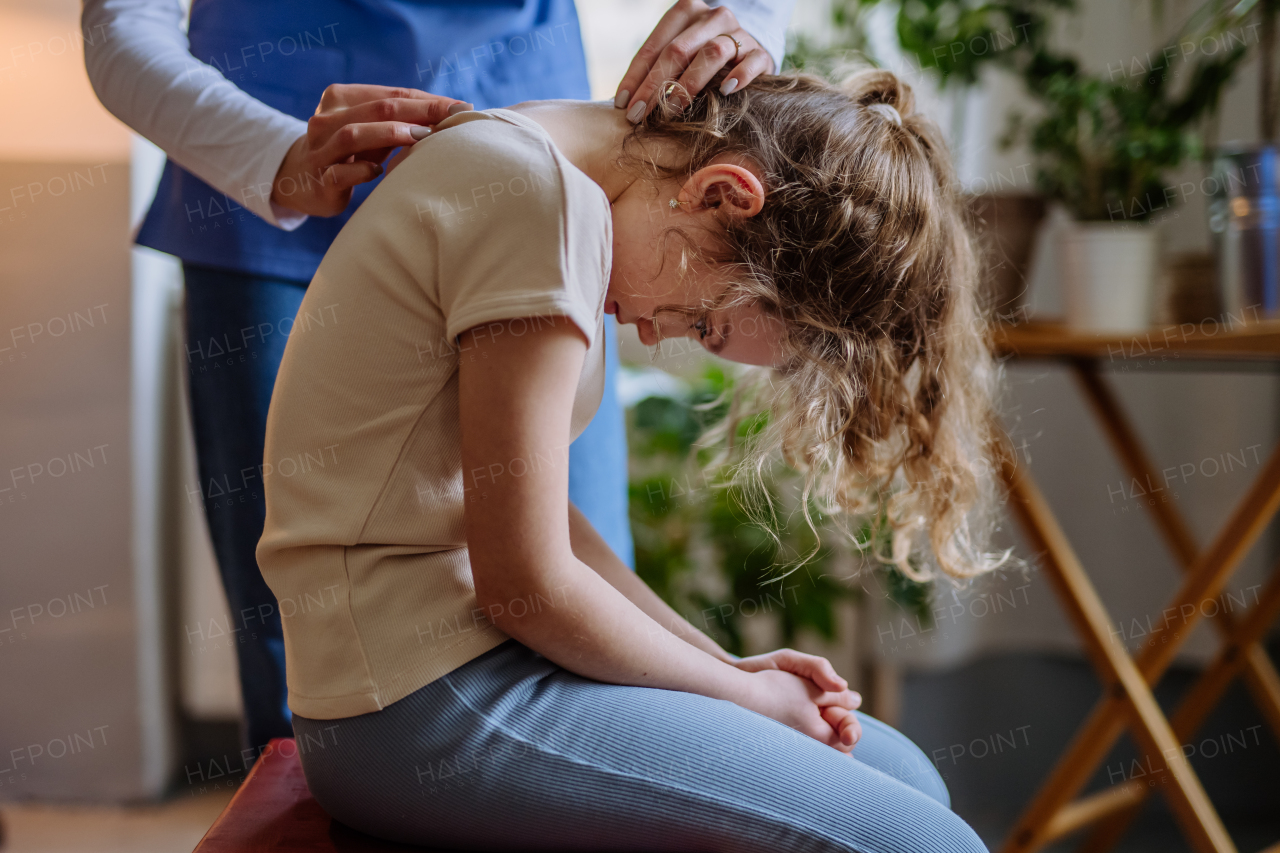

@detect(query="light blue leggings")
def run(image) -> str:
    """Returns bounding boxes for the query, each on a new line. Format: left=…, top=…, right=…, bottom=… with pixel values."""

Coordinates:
left=293, top=640, right=987, bottom=853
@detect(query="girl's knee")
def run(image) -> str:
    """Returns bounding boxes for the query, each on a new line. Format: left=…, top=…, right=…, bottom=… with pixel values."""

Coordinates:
left=853, top=713, right=951, bottom=808
left=819, top=795, right=986, bottom=853
left=936, top=810, right=989, bottom=853
left=869, top=802, right=987, bottom=853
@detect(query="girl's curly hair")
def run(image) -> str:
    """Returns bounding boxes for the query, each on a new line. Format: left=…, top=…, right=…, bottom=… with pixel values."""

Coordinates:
left=626, top=68, right=1011, bottom=582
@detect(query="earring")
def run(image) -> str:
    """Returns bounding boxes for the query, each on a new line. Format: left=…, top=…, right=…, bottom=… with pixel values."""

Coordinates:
left=669, top=198, right=689, bottom=209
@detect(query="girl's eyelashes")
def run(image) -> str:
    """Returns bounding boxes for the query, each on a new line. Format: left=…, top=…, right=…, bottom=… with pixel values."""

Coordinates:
left=692, top=316, right=726, bottom=354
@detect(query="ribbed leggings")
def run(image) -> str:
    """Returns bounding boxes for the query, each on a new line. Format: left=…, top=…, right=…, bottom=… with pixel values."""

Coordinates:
left=293, top=639, right=987, bottom=852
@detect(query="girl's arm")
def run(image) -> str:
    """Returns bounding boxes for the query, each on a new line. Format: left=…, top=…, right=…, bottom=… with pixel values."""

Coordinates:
left=458, top=316, right=859, bottom=751
left=566, top=501, right=735, bottom=662
left=567, top=501, right=855, bottom=696
left=83, top=0, right=305, bottom=227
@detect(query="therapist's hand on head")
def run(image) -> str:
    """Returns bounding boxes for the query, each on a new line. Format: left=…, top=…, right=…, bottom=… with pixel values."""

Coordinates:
left=272, top=83, right=471, bottom=217
left=614, top=0, right=774, bottom=123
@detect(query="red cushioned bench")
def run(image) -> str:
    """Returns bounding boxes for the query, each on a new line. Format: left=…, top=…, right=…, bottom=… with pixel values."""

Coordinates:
left=192, top=737, right=429, bottom=852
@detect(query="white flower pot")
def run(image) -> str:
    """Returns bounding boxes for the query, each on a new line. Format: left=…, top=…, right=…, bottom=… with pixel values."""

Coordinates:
left=1058, top=221, right=1158, bottom=333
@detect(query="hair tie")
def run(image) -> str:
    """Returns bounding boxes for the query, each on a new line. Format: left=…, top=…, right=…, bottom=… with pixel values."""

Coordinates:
left=867, top=103, right=902, bottom=127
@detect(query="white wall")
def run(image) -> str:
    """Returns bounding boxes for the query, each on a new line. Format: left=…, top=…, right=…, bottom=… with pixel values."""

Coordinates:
left=0, top=0, right=177, bottom=800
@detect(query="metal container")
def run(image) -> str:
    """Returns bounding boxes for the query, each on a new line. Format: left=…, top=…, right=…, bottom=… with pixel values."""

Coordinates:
left=1208, top=145, right=1280, bottom=318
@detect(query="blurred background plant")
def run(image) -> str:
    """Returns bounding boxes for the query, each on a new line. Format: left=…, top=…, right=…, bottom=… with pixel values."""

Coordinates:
left=886, top=0, right=1067, bottom=87
left=783, top=0, right=1069, bottom=144
left=784, top=0, right=1247, bottom=222
left=783, top=0, right=881, bottom=78
left=625, top=365, right=933, bottom=657
left=1153, top=0, right=1280, bottom=140
left=1000, top=2, right=1246, bottom=222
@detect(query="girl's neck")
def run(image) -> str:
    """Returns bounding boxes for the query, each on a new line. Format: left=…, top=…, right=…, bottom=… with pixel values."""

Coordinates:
left=505, top=99, right=641, bottom=203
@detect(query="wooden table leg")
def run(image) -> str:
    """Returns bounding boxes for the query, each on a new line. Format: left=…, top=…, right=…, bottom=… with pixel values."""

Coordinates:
left=1000, top=440, right=1280, bottom=853
left=1000, top=461, right=1237, bottom=853
left=1068, top=362, right=1280, bottom=853
left=1071, top=361, right=1280, bottom=743
left=1070, top=360, right=1200, bottom=566
left=1078, top=564, right=1280, bottom=853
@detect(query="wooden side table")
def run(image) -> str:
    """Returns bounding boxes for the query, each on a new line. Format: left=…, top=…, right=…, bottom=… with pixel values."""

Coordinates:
left=991, top=321, right=1280, bottom=853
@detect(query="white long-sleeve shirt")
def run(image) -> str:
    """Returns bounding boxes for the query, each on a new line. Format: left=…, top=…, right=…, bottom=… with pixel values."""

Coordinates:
left=82, top=0, right=796, bottom=231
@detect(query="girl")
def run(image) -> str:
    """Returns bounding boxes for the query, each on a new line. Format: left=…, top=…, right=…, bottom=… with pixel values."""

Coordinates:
left=257, top=69, right=1002, bottom=852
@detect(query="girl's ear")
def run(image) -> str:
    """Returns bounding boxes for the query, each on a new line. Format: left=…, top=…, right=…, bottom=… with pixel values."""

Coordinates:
left=678, top=163, right=764, bottom=218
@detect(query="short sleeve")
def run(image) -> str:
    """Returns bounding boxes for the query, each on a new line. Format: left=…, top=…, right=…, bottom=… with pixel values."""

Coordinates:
left=397, top=111, right=610, bottom=348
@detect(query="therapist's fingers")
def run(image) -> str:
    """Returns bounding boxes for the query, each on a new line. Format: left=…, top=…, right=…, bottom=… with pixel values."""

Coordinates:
left=614, top=0, right=706, bottom=111
left=615, top=0, right=728, bottom=115
left=637, top=18, right=760, bottom=112
left=271, top=155, right=377, bottom=214
left=616, top=1, right=767, bottom=122
left=323, top=160, right=384, bottom=193
left=311, top=99, right=455, bottom=145
left=713, top=45, right=773, bottom=97
left=310, top=99, right=473, bottom=166
left=315, top=96, right=462, bottom=130
left=317, top=83, right=460, bottom=118
left=274, top=85, right=470, bottom=217
left=320, top=120, right=436, bottom=165
left=662, top=29, right=742, bottom=110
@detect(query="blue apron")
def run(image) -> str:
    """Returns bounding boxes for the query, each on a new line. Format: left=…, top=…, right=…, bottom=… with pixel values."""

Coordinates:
left=136, top=0, right=591, bottom=281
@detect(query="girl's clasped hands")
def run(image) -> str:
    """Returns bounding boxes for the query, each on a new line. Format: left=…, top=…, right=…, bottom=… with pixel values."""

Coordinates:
left=730, top=649, right=863, bottom=754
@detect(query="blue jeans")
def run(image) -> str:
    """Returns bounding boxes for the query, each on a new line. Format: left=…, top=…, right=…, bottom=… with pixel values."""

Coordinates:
left=181, top=263, right=633, bottom=748
left=293, top=639, right=987, bottom=852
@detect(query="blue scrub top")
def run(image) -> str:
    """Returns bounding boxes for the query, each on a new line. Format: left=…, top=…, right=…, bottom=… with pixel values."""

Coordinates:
left=137, top=0, right=592, bottom=281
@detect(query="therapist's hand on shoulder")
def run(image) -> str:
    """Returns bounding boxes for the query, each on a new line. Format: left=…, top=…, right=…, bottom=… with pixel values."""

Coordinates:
left=615, top=0, right=775, bottom=123
left=271, top=84, right=471, bottom=217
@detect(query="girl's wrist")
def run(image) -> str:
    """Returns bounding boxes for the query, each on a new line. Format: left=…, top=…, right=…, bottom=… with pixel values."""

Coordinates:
left=674, top=623, right=739, bottom=665
left=710, top=661, right=758, bottom=707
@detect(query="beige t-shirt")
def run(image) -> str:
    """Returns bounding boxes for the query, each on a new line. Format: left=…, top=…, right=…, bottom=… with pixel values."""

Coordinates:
left=256, top=109, right=612, bottom=720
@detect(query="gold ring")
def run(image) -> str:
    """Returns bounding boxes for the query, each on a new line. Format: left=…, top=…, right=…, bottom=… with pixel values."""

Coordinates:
left=715, top=33, right=741, bottom=62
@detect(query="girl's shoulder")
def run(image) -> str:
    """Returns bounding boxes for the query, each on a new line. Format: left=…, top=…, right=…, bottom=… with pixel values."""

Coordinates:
left=393, top=108, right=609, bottom=232
left=347, top=109, right=610, bottom=342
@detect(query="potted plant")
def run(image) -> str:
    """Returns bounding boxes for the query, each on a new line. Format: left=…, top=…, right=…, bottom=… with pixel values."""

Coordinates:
left=801, top=0, right=1245, bottom=331
left=1007, top=72, right=1179, bottom=330
left=996, top=7, right=1245, bottom=331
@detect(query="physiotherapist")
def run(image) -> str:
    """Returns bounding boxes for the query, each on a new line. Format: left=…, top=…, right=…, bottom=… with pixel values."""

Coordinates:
left=82, top=0, right=796, bottom=753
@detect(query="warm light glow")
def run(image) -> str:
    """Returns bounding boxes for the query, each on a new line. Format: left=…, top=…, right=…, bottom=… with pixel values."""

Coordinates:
left=0, top=5, right=133, bottom=162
